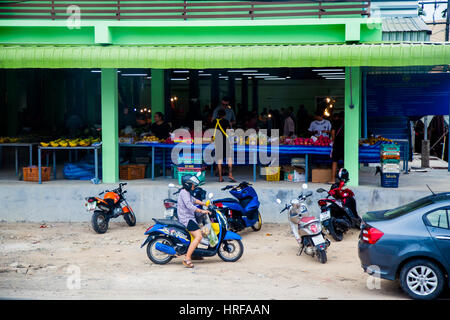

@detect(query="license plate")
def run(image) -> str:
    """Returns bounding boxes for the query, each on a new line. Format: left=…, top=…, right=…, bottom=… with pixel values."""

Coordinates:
left=86, top=202, right=96, bottom=211
left=311, top=234, right=325, bottom=246
left=320, top=211, right=331, bottom=221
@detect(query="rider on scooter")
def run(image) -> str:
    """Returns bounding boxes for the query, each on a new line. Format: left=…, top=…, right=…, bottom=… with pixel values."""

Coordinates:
left=177, top=174, right=210, bottom=268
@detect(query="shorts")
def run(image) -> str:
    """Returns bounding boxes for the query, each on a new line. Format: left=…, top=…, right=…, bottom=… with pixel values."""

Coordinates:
left=187, top=220, right=200, bottom=232
left=331, top=146, right=344, bottom=162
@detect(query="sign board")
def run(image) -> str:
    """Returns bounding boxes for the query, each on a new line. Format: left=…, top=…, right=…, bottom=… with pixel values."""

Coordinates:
left=366, top=73, right=450, bottom=117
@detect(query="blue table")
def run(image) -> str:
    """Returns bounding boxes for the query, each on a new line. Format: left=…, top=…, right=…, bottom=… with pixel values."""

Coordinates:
left=0, top=143, right=37, bottom=176
left=38, top=145, right=100, bottom=184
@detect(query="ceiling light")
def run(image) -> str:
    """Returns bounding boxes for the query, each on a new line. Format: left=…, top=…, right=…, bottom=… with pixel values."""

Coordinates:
left=228, top=70, right=258, bottom=73
left=312, top=69, right=344, bottom=72
left=173, top=70, right=189, bottom=73
left=121, top=74, right=148, bottom=77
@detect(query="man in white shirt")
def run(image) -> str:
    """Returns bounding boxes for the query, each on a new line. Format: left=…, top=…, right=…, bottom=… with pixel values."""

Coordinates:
left=211, top=97, right=236, bottom=128
left=308, top=111, right=332, bottom=137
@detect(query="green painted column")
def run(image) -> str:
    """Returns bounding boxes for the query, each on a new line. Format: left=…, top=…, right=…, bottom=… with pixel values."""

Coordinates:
left=344, top=67, right=361, bottom=187
left=101, top=68, right=119, bottom=183
left=151, top=69, right=165, bottom=122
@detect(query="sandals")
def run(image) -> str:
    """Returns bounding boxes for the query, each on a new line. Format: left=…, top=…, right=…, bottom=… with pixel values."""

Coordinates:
left=183, top=259, right=194, bottom=268
left=228, top=176, right=237, bottom=182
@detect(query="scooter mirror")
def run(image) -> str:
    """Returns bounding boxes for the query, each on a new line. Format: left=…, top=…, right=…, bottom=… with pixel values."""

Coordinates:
left=305, top=191, right=313, bottom=197
left=276, top=199, right=282, bottom=204
left=316, top=188, right=326, bottom=193
left=208, top=192, right=214, bottom=199
left=168, top=183, right=175, bottom=188
left=302, top=183, right=308, bottom=190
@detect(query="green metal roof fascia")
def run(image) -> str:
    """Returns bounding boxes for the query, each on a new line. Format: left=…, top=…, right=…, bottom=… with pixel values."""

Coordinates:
left=1, top=43, right=450, bottom=69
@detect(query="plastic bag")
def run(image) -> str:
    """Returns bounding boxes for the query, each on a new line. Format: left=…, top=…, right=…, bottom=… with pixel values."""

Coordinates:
left=203, top=214, right=218, bottom=247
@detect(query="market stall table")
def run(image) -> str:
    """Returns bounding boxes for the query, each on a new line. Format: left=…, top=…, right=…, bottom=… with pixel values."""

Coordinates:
left=0, top=143, right=38, bottom=175
left=125, top=142, right=387, bottom=183
left=37, top=145, right=101, bottom=184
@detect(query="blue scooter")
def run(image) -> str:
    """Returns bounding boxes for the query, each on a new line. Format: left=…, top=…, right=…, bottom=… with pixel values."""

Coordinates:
left=213, top=181, right=262, bottom=232
left=142, top=193, right=244, bottom=265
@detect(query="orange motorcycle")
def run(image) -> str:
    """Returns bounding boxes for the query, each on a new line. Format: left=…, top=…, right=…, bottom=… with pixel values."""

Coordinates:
left=85, top=183, right=136, bottom=234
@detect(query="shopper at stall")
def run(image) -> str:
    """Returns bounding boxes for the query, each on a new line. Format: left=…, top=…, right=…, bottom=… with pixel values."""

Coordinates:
left=150, top=112, right=171, bottom=140
left=330, top=112, right=345, bottom=184
left=213, top=109, right=236, bottom=182
left=177, top=174, right=210, bottom=268
left=308, top=110, right=332, bottom=138
left=212, top=97, right=236, bottom=128
left=283, top=112, right=295, bottom=137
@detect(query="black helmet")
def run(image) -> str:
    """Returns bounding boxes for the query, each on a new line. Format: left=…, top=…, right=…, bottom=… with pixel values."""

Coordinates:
left=337, top=168, right=349, bottom=182
left=192, top=187, right=206, bottom=201
left=181, top=174, right=201, bottom=191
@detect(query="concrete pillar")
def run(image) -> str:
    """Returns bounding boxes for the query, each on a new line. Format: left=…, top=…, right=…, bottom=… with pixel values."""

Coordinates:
left=344, top=67, right=361, bottom=187
left=101, top=68, right=119, bottom=183
left=151, top=69, right=165, bottom=123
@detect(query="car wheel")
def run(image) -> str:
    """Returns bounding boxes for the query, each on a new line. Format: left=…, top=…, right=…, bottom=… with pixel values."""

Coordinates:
left=399, top=259, right=445, bottom=300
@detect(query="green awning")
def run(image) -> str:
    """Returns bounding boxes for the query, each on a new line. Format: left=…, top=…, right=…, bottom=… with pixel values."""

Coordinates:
left=1, top=43, right=449, bottom=68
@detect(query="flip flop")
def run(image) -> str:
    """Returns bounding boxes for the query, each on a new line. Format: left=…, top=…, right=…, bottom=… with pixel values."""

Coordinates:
left=219, top=178, right=224, bottom=182
left=183, top=259, right=194, bottom=268
left=228, top=176, right=237, bottom=182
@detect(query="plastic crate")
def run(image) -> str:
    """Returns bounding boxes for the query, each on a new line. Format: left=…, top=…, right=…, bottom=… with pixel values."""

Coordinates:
left=381, top=144, right=400, bottom=152
left=119, top=164, right=146, bottom=180
left=381, top=172, right=399, bottom=188
left=381, top=158, right=401, bottom=164
left=23, top=166, right=51, bottom=182
left=261, top=166, right=280, bottom=181
left=177, top=155, right=203, bottom=165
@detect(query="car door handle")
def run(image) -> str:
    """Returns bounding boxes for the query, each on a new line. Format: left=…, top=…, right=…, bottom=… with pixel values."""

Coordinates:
left=435, top=236, right=450, bottom=240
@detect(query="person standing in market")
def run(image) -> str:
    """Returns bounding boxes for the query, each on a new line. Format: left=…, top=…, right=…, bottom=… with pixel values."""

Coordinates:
left=150, top=112, right=171, bottom=140
left=212, top=96, right=236, bottom=128
left=330, top=112, right=345, bottom=184
left=308, top=110, right=332, bottom=138
left=213, top=109, right=236, bottom=182
left=283, top=111, right=295, bottom=137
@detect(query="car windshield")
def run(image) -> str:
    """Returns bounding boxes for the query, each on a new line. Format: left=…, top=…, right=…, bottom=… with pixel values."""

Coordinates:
left=384, top=198, right=434, bottom=219
left=365, top=197, right=433, bottom=221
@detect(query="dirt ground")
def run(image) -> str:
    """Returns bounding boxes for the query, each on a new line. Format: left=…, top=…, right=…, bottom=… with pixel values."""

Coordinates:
left=0, top=221, right=421, bottom=300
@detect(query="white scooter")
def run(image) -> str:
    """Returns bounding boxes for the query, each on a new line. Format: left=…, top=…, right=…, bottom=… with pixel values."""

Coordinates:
left=277, top=184, right=330, bottom=264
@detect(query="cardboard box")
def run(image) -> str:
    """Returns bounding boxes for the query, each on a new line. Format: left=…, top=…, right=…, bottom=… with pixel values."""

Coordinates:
left=311, top=168, right=332, bottom=183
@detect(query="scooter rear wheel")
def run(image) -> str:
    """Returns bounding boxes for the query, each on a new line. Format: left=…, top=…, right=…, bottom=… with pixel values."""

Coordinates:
left=327, top=217, right=344, bottom=242
left=91, top=211, right=109, bottom=234
left=317, top=250, right=327, bottom=264
left=251, top=211, right=262, bottom=231
left=146, top=237, right=175, bottom=265
left=218, top=239, right=244, bottom=262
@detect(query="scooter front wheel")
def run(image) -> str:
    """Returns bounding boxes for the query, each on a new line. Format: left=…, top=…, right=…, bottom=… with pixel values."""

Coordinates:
left=124, top=210, right=136, bottom=226
left=218, top=240, right=244, bottom=262
left=251, top=211, right=262, bottom=231
left=91, top=211, right=109, bottom=234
